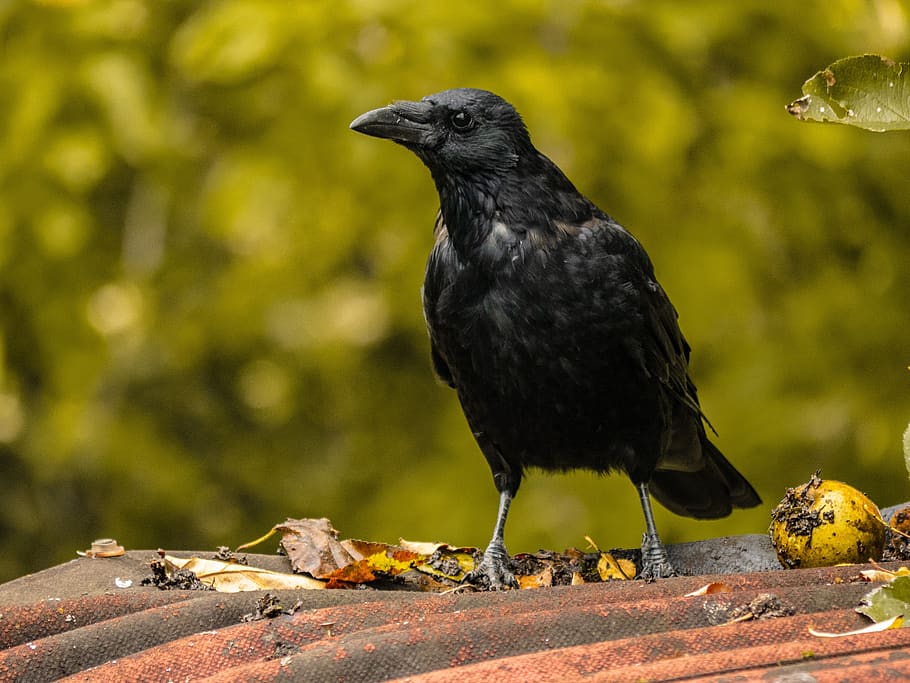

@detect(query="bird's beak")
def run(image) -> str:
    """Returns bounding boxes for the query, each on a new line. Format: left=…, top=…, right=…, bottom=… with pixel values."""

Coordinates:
left=350, top=100, right=432, bottom=145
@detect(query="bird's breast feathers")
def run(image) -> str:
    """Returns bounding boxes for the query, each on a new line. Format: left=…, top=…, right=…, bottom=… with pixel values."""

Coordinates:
left=423, top=216, right=651, bottom=380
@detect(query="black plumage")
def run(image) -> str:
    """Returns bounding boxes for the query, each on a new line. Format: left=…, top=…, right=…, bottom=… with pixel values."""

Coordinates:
left=350, top=88, right=760, bottom=587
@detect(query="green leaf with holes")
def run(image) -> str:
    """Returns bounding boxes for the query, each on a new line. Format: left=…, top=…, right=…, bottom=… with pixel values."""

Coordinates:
left=858, top=574, right=910, bottom=623
left=786, top=55, right=910, bottom=131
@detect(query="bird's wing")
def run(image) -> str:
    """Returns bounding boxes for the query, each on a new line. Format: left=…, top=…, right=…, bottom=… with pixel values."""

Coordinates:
left=641, top=278, right=707, bottom=422
left=421, top=211, right=457, bottom=388
left=585, top=218, right=710, bottom=430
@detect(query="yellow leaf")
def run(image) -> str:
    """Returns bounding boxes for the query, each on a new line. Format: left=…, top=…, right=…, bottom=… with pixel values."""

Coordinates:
left=597, top=552, right=634, bottom=580
left=860, top=566, right=910, bottom=582
left=365, top=549, right=419, bottom=574
left=402, top=540, right=476, bottom=581
left=518, top=566, right=553, bottom=589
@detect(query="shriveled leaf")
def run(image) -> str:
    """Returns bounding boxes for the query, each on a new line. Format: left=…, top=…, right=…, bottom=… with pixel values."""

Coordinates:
left=571, top=571, right=585, bottom=585
left=399, top=539, right=448, bottom=555
left=268, top=519, right=472, bottom=587
left=518, top=566, right=553, bottom=589
left=403, top=540, right=477, bottom=581
left=685, top=582, right=733, bottom=597
left=596, top=552, right=635, bottom=580
left=857, top=574, right=910, bottom=623
left=341, top=538, right=397, bottom=562
left=563, top=547, right=587, bottom=562
left=324, top=546, right=422, bottom=585
left=323, top=560, right=380, bottom=585
left=418, top=553, right=476, bottom=581
left=276, top=518, right=356, bottom=578
left=165, top=555, right=325, bottom=592
left=860, top=566, right=910, bottom=582
left=809, top=614, right=903, bottom=637
left=365, top=547, right=421, bottom=573
left=787, top=54, right=910, bottom=131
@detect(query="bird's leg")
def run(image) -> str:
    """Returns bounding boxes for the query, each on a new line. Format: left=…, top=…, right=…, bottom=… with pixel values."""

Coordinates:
left=636, top=482, right=677, bottom=579
left=465, top=489, right=518, bottom=590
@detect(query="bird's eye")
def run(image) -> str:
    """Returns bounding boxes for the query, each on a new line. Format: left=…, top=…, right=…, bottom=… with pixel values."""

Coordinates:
left=450, top=110, right=474, bottom=131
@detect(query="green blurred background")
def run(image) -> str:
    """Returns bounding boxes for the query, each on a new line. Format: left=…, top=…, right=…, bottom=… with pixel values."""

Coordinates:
left=0, top=0, right=908, bottom=583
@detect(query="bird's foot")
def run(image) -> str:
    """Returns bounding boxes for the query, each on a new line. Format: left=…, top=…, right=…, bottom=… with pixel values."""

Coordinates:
left=464, top=543, right=518, bottom=590
left=638, top=533, right=677, bottom=580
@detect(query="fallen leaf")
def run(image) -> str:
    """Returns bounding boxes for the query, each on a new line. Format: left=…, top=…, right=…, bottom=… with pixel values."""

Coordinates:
left=399, top=539, right=448, bottom=555
left=341, top=538, right=396, bottom=561
left=402, top=540, right=476, bottom=581
left=518, top=566, right=553, bottom=589
left=809, top=614, right=903, bottom=637
left=685, top=582, right=732, bottom=597
left=276, top=518, right=356, bottom=578
left=857, top=574, right=910, bottom=623
left=860, top=566, right=910, bottom=582
left=164, top=555, right=325, bottom=592
left=596, top=552, right=635, bottom=580
left=323, top=547, right=422, bottom=584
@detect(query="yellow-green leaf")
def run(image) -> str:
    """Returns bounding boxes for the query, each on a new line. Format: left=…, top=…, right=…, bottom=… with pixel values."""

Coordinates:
left=787, top=55, right=910, bottom=131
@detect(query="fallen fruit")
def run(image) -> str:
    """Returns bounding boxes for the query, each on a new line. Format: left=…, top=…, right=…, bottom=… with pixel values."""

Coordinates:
left=769, top=474, right=885, bottom=569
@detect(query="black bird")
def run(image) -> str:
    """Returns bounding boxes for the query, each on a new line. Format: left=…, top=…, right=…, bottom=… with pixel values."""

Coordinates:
left=350, top=88, right=760, bottom=587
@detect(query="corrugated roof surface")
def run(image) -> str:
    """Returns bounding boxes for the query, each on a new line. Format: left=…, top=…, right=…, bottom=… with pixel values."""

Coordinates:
left=2, top=539, right=909, bottom=682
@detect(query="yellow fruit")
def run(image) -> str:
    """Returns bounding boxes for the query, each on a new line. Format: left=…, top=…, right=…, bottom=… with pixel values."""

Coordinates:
left=769, top=474, right=885, bottom=569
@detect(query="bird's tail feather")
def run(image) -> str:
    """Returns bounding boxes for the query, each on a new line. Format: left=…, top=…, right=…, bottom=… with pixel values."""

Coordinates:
left=649, top=439, right=761, bottom=520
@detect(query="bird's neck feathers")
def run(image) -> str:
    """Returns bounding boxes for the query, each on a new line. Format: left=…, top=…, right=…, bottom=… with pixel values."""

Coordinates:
left=433, top=152, right=595, bottom=264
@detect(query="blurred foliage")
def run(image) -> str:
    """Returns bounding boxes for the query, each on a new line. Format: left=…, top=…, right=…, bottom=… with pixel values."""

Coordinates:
left=0, top=0, right=908, bottom=582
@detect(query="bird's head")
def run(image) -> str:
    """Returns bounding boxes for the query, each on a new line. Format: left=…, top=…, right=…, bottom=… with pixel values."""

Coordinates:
left=350, top=88, right=533, bottom=179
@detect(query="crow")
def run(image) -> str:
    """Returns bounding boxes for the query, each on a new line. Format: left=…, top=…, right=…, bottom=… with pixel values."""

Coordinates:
left=350, top=88, right=760, bottom=588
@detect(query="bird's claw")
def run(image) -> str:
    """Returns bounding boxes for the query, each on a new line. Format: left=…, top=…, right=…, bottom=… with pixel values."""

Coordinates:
left=638, top=533, right=677, bottom=580
left=464, top=544, right=518, bottom=590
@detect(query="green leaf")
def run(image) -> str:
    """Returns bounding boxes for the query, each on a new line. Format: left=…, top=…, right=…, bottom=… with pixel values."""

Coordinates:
left=786, top=54, right=910, bottom=131
left=857, top=574, right=910, bottom=623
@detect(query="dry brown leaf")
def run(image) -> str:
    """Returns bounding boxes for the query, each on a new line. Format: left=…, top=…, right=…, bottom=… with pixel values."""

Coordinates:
left=276, top=518, right=356, bottom=578
left=399, top=539, right=447, bottom=555
left=341, top=538, right=395, bottom=561
left=165, top=555, right=325, bottom=592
